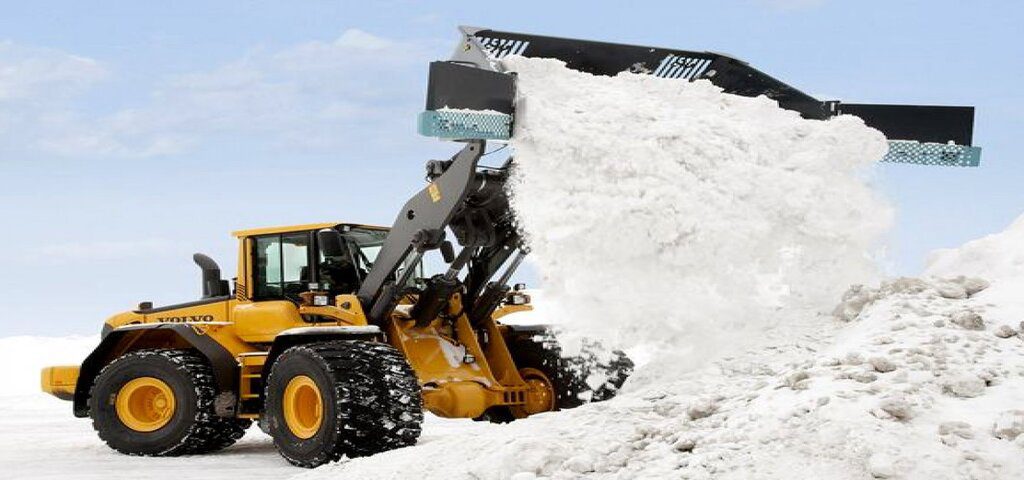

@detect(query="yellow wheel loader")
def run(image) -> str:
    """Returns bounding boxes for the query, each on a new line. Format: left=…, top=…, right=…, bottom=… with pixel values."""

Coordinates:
left=41, top=26, right=978, bottom=468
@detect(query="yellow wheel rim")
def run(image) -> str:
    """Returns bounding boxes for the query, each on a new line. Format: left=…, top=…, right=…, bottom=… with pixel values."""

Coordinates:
left=514, top=368, right=556, bottom=417
left=283, top=375, right=323, bottom=439
left=116, top=377, right=176, bottom=432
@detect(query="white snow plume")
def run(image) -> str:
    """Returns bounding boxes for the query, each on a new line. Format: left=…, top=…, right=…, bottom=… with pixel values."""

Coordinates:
left=504, top=56, right=892, bottom=372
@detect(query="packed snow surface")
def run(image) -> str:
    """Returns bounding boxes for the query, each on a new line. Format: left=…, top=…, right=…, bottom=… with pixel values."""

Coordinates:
left=505, top=56, right=892, bottom=368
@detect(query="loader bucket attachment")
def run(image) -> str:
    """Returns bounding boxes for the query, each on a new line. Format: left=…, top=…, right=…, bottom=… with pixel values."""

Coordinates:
left=420, top=26, right=981, bottom=166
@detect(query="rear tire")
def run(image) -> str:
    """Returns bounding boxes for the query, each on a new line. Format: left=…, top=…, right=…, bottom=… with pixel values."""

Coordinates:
left=264, top=340, right=423, bottom=468
left=89, top=349, right=250, bottom=456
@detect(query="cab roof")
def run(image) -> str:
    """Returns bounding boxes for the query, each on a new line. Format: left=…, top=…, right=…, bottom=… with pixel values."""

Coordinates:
left=231, top=222, right=388, bottom=238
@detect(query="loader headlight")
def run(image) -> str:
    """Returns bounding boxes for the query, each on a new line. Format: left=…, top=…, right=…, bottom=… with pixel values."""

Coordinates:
left=507, top=293, right=529, bottom=306
left=313, top=295, right=329, bottom=306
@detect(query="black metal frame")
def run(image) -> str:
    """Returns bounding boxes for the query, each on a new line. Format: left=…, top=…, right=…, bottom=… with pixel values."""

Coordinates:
left=465, top=27, right=827, bottom=119
left=430, top=25, right=976, bottom=146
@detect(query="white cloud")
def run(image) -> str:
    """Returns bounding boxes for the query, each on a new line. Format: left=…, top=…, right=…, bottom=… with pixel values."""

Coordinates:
left=26, top=238, right=178, bottom=264
left=0, top=41, right=107, bottom=103
left=0, top=30, right=445, bottom=159
left=7, top=29, right=445, bottom=159
left=0, top=42, right=110, bottom=152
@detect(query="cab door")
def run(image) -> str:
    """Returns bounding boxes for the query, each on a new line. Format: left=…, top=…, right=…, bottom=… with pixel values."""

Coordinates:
left=232, top=231, right=314, bottom=343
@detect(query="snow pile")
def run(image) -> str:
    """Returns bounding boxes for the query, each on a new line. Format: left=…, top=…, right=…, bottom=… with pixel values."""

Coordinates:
left=808, top=276, right=1024, bottom=479
left=298, top=271, right=1024, bottom=479
left=504, top=56, right=892, bottom=368
left=0, top=335, right=96, bottom=395
left=926, top=213, right=1024, bottom=282
left=923, top=213, right=1024, bottom=336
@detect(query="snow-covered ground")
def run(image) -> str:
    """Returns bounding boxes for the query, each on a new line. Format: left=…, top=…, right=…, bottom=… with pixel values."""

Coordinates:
left=0, top=336, right=288, bottom=479
left=0, top=336, right=489, bottom=479
left=0, top=393, right=293, bottom=479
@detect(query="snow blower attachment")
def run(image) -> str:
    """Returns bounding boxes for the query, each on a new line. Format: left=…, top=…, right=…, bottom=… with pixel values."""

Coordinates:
left=40, top=25, right=978, bottom=471
left=419, top=26, right=981, bottom=167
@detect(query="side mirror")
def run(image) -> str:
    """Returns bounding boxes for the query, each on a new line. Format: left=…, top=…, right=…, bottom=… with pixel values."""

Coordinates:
left=440, top=240, right=455, bottom=264
left=317, top=229, right=345, bottom=258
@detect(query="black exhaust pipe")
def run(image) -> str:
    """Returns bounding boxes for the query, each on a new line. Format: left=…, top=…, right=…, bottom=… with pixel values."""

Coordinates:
left=193, top=253, right=228, bottom=298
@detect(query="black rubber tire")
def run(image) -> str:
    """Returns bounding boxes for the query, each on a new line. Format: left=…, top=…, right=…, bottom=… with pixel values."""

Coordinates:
left=509, top=332, right=633, bottom=411
left=264, top=340, right=423, bottom=468
left=89, top=349, right=250, bottom=456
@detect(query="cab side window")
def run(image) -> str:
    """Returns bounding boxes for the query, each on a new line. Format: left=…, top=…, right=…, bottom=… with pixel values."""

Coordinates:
left=254, top=233, right=311, bottom=299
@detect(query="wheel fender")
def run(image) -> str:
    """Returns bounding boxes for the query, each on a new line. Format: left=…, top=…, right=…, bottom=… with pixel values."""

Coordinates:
left=73, top=323, right=237, bottom=418
left=263, top=326, right=383, bottom=377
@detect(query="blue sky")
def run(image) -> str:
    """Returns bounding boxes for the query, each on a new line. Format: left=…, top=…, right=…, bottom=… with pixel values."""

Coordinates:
left=1, top=1, right=1021, bottom=335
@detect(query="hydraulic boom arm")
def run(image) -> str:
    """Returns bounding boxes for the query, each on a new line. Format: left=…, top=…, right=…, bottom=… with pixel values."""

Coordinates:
left=357, top=140, right=522, bottom=325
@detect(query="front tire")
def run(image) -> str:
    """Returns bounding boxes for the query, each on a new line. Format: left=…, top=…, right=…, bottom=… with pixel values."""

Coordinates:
left=89, top=349, right=250, bottom=456
left=264, top=340, right=423, bottom=468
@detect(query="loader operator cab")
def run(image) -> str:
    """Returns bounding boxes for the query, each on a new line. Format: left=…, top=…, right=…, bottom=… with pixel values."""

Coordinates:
left=251, top=224, right=422, bottom=304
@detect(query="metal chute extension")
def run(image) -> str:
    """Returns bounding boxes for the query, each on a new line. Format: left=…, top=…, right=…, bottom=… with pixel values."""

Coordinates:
left=418, top=26, right=981, bottom=167
left=418, top=60, right=515, bottom=140
left=832, top=103, right=980, bottom=166
left=417, top=109, right=512, bottom=141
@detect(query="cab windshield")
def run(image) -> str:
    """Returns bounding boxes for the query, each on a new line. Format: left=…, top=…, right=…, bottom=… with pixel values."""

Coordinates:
left=340, top=227, right=423, bottom=288
left=342, top=227, right=387, bottom=273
